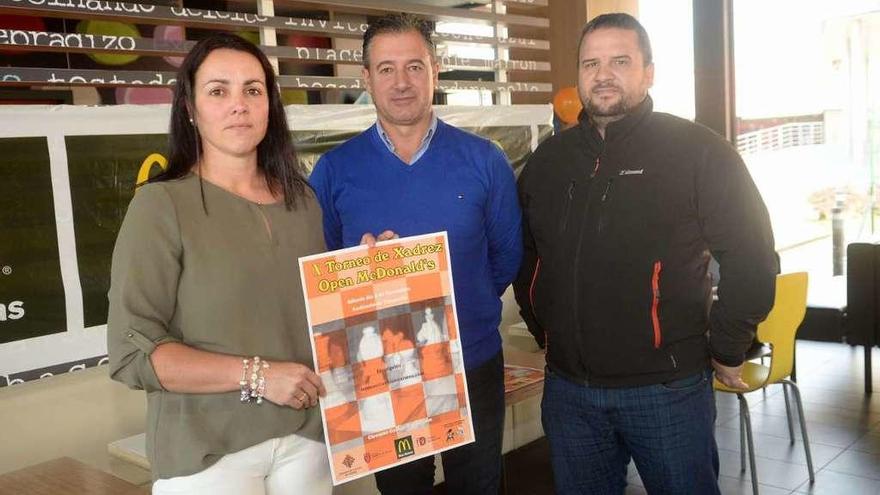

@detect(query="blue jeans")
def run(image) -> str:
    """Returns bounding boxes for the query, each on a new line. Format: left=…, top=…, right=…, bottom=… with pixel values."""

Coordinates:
left=542, top=368, right=720, bottom=495
left=375, top=351, right=505, bottom=495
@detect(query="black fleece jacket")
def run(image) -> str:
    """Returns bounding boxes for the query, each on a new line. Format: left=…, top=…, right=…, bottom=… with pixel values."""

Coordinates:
left=513, top=96, right=778, bottom=387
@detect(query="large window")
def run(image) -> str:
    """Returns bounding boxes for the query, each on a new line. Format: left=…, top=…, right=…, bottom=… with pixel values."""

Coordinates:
left=734, top=0, right=880, bottom=278
left=434, top=21, right=496, bottom=106
left=639, top=0, right=696, bottom=120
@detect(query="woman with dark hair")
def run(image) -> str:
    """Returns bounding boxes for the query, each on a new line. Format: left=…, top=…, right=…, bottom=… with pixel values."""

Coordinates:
left=107, top=33, right=331, bottom=494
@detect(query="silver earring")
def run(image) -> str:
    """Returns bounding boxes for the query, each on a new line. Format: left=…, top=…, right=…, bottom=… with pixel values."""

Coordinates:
left=189, top=117, right=194, bottom=125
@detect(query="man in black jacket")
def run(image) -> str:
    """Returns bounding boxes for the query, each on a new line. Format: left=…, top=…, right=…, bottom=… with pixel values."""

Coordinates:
left=513, top=13, right=777, bottom=494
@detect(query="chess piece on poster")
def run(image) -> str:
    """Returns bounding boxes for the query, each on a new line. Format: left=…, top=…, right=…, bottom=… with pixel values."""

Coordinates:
left=357, top=326, right=383, bottom=361
left=416, top=307, right=443, bottom=345
left=329, top=339, right=352, bottom=391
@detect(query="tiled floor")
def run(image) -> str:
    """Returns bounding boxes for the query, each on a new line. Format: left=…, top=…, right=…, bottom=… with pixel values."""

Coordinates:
left=496, top=341, right=880, bottom=495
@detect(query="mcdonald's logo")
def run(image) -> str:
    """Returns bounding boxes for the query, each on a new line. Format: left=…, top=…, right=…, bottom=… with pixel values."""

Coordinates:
left=136, top=153, right=169, bottom=188
left=394, top=435, right=415, bottom=459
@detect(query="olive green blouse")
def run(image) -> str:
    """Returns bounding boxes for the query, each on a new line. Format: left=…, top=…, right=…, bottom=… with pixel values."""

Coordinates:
left=107, top=174, right=326, bottom=481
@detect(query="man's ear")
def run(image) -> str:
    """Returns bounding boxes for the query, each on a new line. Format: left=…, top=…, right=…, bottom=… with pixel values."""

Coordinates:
left=362, top=66, right=373, bottom=95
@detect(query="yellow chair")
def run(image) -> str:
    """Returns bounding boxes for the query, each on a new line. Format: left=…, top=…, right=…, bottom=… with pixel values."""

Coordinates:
left=714, top=272, right=814, bottom=495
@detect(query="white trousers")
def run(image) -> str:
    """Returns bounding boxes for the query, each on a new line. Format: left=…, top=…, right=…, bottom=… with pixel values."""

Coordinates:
left=152, top=416, right=332, bottom=495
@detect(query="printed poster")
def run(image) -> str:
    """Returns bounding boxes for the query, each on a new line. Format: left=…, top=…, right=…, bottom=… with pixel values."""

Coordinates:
left=502, top=365, right=545, bottom=405
left=504, top=365, right=544, bottom=391
left=0, top=137, right=66, bottom=344
left=298, top=232, right=474, bottom=485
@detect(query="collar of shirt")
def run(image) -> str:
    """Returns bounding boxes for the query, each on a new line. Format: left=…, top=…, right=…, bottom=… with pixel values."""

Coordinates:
left=375, top=113, right=439, bottom=164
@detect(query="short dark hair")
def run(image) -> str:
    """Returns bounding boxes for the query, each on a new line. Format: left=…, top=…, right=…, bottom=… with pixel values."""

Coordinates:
left=155, top=33, right=308, bottom=210
left=579, top=13, right=653, bottom=66
left=362, top=14, right=435, bottom=68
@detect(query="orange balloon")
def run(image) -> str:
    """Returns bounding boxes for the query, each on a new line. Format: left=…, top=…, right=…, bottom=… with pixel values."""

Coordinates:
left=553, top=86, right=583, bottom=125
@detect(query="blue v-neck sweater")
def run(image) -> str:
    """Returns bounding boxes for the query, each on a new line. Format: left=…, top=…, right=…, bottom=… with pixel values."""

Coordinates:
left=309, top=119, right=523, bottom=369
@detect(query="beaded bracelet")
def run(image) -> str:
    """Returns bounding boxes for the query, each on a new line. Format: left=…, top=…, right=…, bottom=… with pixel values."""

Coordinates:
left=256, top=361, right=270, bottom=404
left=238, top=356, right=270, bottom=404
left=248, top=356, right=261, bottom=402
left=247, top=356, right=270, bottom=404
left=239, top=358, right=251, bottom=403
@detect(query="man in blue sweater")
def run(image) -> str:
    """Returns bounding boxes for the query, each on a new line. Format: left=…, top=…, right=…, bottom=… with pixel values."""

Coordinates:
left=309, top=13, right=522, bottom=495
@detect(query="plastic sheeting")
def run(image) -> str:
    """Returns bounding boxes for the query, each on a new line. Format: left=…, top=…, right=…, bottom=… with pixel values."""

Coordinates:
left=0, top=104, right=552, bottom=385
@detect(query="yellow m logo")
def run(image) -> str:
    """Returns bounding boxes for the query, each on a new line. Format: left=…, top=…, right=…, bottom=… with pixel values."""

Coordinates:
left=396, top=439, right=412, bottom=453
left=394, top=436, right=414, bottom=458
left=136, top=153, right=168, bottom=188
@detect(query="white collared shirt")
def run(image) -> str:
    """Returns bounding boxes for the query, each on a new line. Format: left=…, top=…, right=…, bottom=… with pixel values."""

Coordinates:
left=375, top=113, right=439, bottom=164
